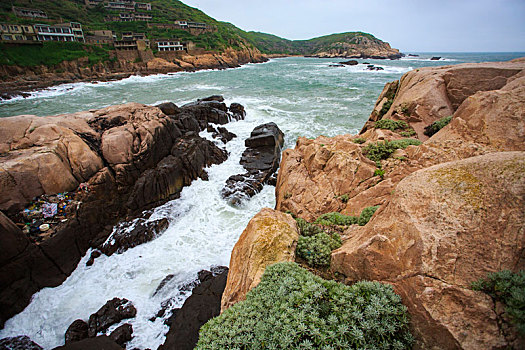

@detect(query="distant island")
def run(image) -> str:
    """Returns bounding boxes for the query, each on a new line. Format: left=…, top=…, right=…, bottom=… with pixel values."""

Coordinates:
left=0, top=0, right=401, bottom=98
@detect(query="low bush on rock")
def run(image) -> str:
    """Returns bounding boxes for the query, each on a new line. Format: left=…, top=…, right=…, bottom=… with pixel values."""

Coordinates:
left=315, top=212, right=358, bottom=226
left=297, top=232, right=342, bottom=267
left=424, top=115, right=452, bottom=137
left=295, top=217, right=324, bottom=237
left=196, top=262, right=413, bottom=350
left=364, top=138, right=422, bottom=165
left=472, top=270, right=525, bottom=335
left=378, top=99, right=393, bottom=119
left=375, top=119, right=408, bottom=131
left=358, top=206, right=379, bottom=226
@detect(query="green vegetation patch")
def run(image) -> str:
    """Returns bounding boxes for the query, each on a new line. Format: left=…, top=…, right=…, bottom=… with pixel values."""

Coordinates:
left=295, top=217, right=324, bottom=237
left=375, top=119, right=408, bottom=131
left=378, top=99, right=393, bottom=119
left=358, top=206, right=379, bottom=226
left=364, top=138, right=422, bottom=164
left=197, top=262, right=413, bottom=349
left=0, top=42, right=111, bottom=67
left=352, top=137, right=366, bottom=144
left=424, top=115, right=452, bottom=137
left=315, top=212, right=358, bottom=226
left=472, top=270, right=525, bottom=335
left=297, top=232, right=342, bottom=267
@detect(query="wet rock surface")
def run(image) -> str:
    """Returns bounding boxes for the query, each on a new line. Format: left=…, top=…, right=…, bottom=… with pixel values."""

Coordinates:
left=222, top=122, right=284, bottom=204
left=0, top=336, right=43, bottom=350
left=53, top=335, right=123, bottom=350
left=65, top=319, right=89, bottom=344
left=0, top=96, right=242, bottom=327
left=108, top=324, right=133, bottom=347
left=159, top=267, right=228, bottom=350
left=87, top=298, right=137, bottom=337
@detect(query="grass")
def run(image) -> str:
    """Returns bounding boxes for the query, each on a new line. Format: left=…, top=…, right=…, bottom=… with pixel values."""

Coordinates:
left=0, top=42, right=111, bottom=66
left=197, top=262, right=413, bottom=349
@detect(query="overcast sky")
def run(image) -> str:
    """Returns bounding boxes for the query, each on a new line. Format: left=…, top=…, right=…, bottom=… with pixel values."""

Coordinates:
left=182, top=0, right=525, bottom=52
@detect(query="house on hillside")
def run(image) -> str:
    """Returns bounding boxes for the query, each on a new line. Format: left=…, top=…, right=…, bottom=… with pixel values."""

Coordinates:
left=115, top=32, right=150, bottom=50
left=34, top=22, right=84, bottom=43
left=0, top=23, right=39, bottom=43
left=135, top=2, right=152, bottom=11
left=155, top=39, right=186, bottom=52
left=84, top=0, right=104, bottom=7
left=12, top=7, right=48, bottom=19
left=105, top=1, right=135, bottom=11
left=85, top=30, right=115, bottom=45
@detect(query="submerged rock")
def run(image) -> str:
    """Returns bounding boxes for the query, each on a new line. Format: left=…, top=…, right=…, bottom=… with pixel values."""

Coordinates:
left=222, top=122, right=284, bottom=204
left=108, top=323, right=133, bottom=347
left=53, top=336, right=123, bottom=350
left=0, top=336, right=43, bottom=350
left=159, top=267, right=228, bottom=350
left=341, top=60, right=358, bottom=65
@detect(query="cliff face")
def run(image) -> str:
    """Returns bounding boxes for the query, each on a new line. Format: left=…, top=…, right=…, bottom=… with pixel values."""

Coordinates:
left=270, top=58, right=525, bottom=348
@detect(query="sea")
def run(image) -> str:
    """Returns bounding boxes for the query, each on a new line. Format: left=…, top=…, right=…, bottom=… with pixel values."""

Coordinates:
left=0, top=52, right=523, bottom=349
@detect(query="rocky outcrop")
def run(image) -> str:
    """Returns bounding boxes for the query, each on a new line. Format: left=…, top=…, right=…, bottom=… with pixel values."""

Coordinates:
left=0, top=47, right=268, bottom=100
left=222, top=123, right=284, bottom=204
left=272, top=59, right=525, bottom=349
left=0, top=98, right=244, bottom=327
left=332, top=152, right=525, bottom=349
left=53, top=336, right=123, bottom=350
left=0, top=336, right=43, bottom=350
left=312, top=34, right=402, bottom=59
left=360, top=58, right=525, bottom=140
left=87, top=298, right=136, bottom=337
left=220, top=208, right=299, bottom=311
left=159, top=267, right=228, bottom=350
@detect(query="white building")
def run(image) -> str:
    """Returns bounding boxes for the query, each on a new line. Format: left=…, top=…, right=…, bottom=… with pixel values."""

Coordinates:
left=156, top=39, right=185, bottom=51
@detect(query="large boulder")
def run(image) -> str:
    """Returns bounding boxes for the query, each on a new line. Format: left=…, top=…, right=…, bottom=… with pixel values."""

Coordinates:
left=53, top=336, right=123, bottom=350
left=220, top=208, right=299, bottom=311
left=222, top=123, right=284, bottom=204
left=0, top=336, right=43, bottom=350
left=159, top=267, right=228, bottom=350
left=332, top=152, right=525, bottom=349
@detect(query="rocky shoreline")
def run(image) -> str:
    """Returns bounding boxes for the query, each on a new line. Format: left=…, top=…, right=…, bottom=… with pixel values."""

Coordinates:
left=1, top=58, right=524, bottom=349
left=0, top=47, right=268, bottom=101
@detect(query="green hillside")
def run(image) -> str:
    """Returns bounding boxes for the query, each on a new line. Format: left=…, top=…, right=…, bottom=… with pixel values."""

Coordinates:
left=0, top=0, right=397, bottom=65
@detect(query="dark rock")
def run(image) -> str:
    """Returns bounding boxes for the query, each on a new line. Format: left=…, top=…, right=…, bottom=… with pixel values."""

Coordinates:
left=212, top=126, right=236, bottom=143
left=197, top=95, right=224, bottom=102
left=222, top=123, right=284, bottom=204
left=163, top=309, right=180, bottom=327
left=341, top=60, right=358, bottom=65
left=228, top=103, right=246, bottom=120
left=156, top=102, right=180, bottom=116
left=158, top=267, right=228, bottom=350
left=0, top=336, right=43, bottom=350
left=87, top=298, right=137, bottom=337
left=53, top=336, right=123, bottom=350
left=408, top=54, right=419, bottom=57
left=329, top=64, right=345, bottom=67
left=109, top=323, right=133, bottom=347
left=86, top=250, right=102, bottom=266
left=65, top=319, right=89, bottom=344
left=99, top=217, right=169, bottom=256
left=431, top=56, right=441, bottom=60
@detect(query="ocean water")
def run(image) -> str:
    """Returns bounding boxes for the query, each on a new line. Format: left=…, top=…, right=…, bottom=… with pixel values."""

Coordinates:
left=0, top=52, right=523, bottom=349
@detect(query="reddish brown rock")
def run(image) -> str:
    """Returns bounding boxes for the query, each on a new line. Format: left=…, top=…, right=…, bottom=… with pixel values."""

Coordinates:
left=360, top=58, right=525, bottom=140
left=332, top=152, right=525, bottom=349
left=221, top=208, right=299, bottom=312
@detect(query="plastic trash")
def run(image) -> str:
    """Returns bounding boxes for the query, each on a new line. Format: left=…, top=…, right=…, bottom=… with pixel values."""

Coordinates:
left=42, top=202, right=58, bottom=218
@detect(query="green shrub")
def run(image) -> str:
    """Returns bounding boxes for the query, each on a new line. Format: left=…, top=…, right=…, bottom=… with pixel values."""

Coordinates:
left=315, top=212, right=358, bottom=226
left=295, top=217, right=324, bottom=237
left=353, top=137, right=366, bottom=144
left=339, top=194, right=349, bottom=203
left=197, top=262, right=413, bottom=349
left=297, top=232, right=342, bottom=267
left=424, top=115, right=452, bottom=137
left=358, top=206, right=379, bottom=226
left=472, top=270, right=525, bottom=335
left=375, top=119, right=408, bottom=131
left=374, top=168, right=385, bottom=178
left=364, top=139, right=422, bottom=163
left=378, top=99, right=393, bottom=119
left=400, top=129, right=416, bottom=137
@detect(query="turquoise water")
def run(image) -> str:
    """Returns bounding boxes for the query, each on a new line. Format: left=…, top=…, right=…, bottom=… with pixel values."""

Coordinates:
left=0, top=52, right=523, bottom=349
